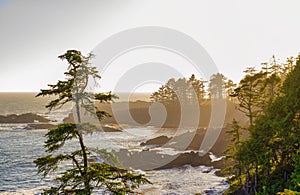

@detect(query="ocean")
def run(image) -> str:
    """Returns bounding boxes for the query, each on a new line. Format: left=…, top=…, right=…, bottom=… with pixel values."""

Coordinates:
left=0, top=93, right=228, bottom=194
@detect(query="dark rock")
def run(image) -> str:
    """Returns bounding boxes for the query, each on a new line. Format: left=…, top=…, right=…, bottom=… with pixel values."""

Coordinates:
left=26, top=123, right=57, bottom=130
left=234, top=189, right=248, bottom=195
left=114, top=148, right=224, bottom=171
left=157, top=151, right=213, bottom=170
left=25, top=122, right=121, bottom=132
left=115, top=148, right=171, bottom=170
left=100, top=125, right=122, bottom=132
left=0, top=113, right=50, bottom=123
left=63, top=113, right=74, bottom=123
left=204, top=189, right=218, bottom=194
left=127, top=126, right=231, bottom=171
left=140, top=135, right=171, bottom=146
left=211, top=159, right=227, bottom=172
left=140, top=127, right=231, bottom=156
left=214, top=169, right=226, bottom=177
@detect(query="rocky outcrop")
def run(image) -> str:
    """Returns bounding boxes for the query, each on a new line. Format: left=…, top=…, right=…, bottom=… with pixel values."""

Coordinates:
left=63, top=113, right=74, bottom=123
left=140, top=127, right=231, bottom=156
left=0, top=113, right=50, bottom=123
left=140, top=135, right=171, bottom=146
left=25, top=123, right=57, bottom=130
left=100, top=125, right=122, bottom=132
left=130, top=127, right=232, bottom=176
left=114, top=149, right=226, bottom=172
left=157, top=151, right=212, bottom=169
left=25, top=122, right=121, bottom=132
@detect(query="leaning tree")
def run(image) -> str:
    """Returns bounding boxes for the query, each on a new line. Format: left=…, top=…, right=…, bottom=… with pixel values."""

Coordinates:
left=34, top=50, right=150, bottom=194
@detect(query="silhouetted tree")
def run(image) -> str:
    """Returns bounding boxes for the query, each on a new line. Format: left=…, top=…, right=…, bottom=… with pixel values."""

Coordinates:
left=188, top=74, right=206, bottom=103
left=151, top=75, right=206, bottom=105
left=34, top=50, right=150, bottom=194
left=208, top=73, right=227, bottom=99
left=231, top=68, right=265, bottom=126
left=225, top=79, right=237, bottom=100
left=281, top=56, right=295, bottom=77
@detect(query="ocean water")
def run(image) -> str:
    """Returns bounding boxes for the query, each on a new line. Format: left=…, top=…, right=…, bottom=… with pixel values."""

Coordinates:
left=0, top=93, right=228, bottom=194
left=0, top=93, right=56, bottom=115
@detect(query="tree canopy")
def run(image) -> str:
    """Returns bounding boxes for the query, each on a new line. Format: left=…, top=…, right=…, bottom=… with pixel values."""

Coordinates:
left=224, top=54, right=300, bottom=194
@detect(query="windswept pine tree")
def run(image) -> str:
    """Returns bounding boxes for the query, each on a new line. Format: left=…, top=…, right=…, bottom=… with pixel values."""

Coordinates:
left=34, top=50, right=150, bottom=194
left=230, top=67, right=265, bottom=126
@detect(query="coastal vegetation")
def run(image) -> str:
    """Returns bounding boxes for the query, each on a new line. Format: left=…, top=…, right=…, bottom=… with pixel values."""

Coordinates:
left=149, top=54, right=300, bottom=194
left=224, top=55, right=300, bottom=194
left=32, top=49, right=300, bottom=194
left=34, top=50, right=150, bottom=194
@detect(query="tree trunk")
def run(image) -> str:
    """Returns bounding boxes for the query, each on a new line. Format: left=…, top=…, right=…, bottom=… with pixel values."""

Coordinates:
left=254, top=162, right=258, bottom=193
left=75, top=94, right=90, bottom=193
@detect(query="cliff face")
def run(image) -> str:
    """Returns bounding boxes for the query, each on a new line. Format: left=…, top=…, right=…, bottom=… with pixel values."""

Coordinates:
left=98, top=100, right=248, bottom=128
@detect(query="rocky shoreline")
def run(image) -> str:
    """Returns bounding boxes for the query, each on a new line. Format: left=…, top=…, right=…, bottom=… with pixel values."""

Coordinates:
left=0, top=113, right=51, bottom=123
left=115, top=127, right=230, bottom=176
left=0, top=112, right=230, bottom=177
left=0, top=113, right=122, bottom=132
left=115, top=148, right=226, bottom=176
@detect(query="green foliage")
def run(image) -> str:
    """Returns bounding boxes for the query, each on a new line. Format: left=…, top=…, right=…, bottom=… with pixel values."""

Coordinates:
left=290, top=151, right=300, bottom=191
left=261, top=73, right=281, bottom=102
left=277, top=189, right=300, bottom=195
left=223, top=119, right=245, bottom=193
left=44, top=123, right=78, bottom=152
left=231, top=68, right=265, bottom=126
left=225, top=54, right=300, bottom=194
left=39, top=163, right=149, bottom=195
left=34, top=50, right=150, bottom=194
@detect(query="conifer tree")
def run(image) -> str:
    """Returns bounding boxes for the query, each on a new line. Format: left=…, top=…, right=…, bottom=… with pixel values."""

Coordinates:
left=225, top=54, right=300, bottom=194
left=224, top=119, right=244, bottom=193
left=208, top=73, right=227, bottom=99
left=230, top=67, right=265, bottom=126
left=188, top=74, right=207, bottom=103
left=34, top=50, right=150, bottom=194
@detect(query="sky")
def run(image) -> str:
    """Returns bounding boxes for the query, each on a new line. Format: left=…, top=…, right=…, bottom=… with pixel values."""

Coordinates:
left=0, top=0, right=299, bottom=92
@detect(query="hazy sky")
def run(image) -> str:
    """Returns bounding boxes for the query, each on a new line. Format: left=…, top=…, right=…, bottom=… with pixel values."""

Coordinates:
left=0, top=0, right=299, bottom=92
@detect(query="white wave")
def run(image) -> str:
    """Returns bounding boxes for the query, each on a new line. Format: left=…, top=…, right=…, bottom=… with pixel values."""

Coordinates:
left=209, top=152, right=226, bottom=162
left=1, top=166, right=228, bottom=195
left=137, top=165, right=228, bottom=194
left=153, top=147, right=195, bottom=156
left=0, top=126, right=228, bottom=194
left=40, top=108, right=72, bottom=124
left=0, top=123, right=28, bottom=131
